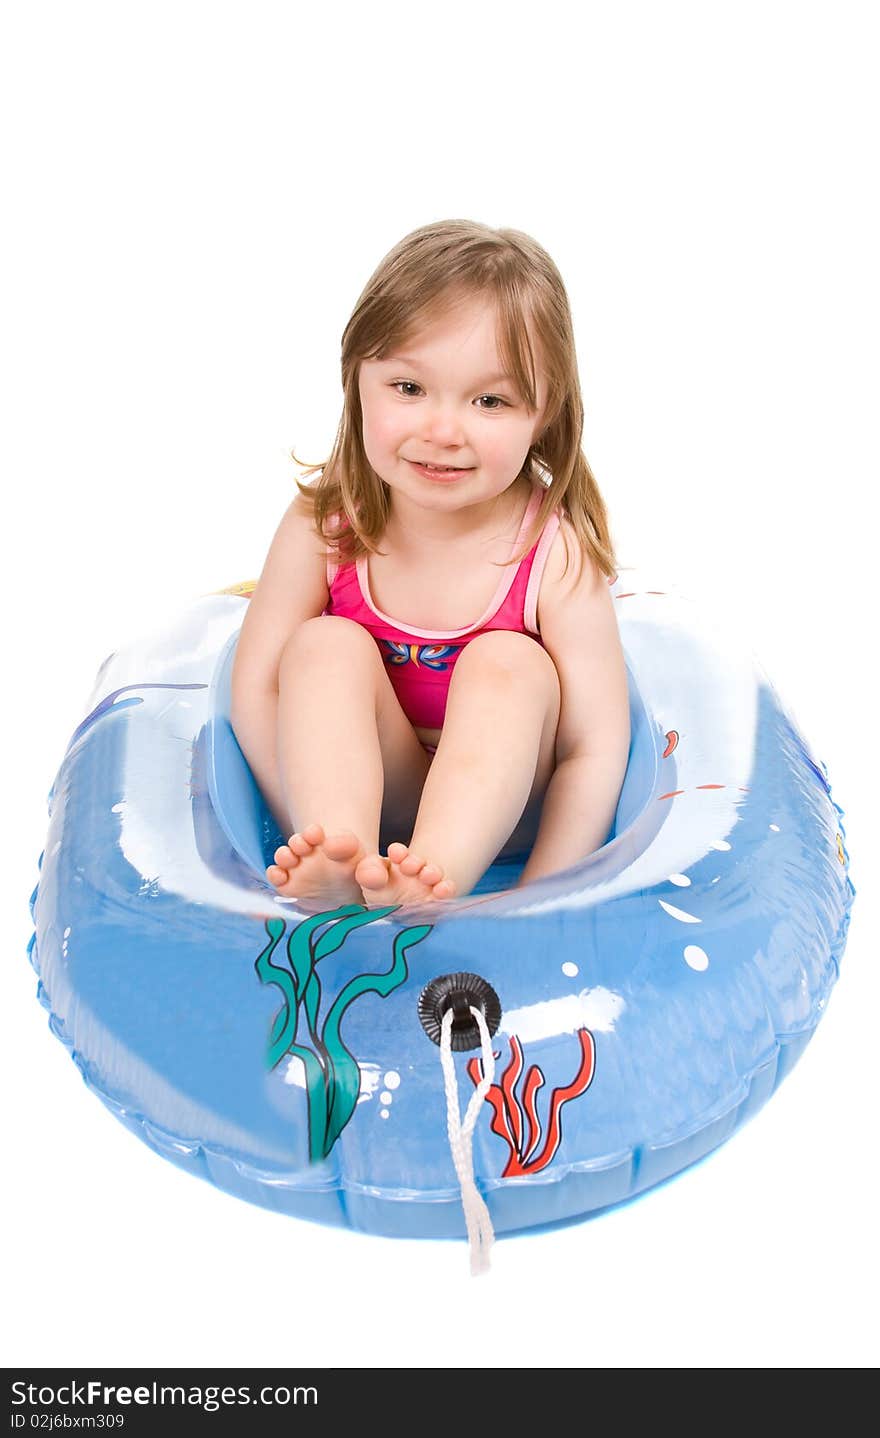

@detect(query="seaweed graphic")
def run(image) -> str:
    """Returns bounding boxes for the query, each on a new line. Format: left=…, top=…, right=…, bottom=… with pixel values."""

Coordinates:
left=467, top=1028, right=596, bottom=1176
left=255, top=904, right=431, bottom=1161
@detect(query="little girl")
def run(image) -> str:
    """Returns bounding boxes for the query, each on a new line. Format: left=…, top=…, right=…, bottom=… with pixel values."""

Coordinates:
left=231, top=219, right=631, bottom=911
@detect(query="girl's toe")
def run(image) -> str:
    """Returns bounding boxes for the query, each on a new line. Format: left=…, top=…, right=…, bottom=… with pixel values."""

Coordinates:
left=399, top=852, right=424, bottom=876
left=419, top=863, right=443, bottom=885
left=323, top=830, right=361, bottom=862
left=302, top=822, right=325, bottom=845
left=273, top=845, right=293, bottom=865
left=355, top=854, right=389, bottom=889
left=387, top=842, right=409, bottom=864
left=432, top=879, right=456, bottom=899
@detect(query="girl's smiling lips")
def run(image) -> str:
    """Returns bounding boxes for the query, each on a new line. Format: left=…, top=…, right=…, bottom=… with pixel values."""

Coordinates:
left=407, top=459, right=475, bottom=480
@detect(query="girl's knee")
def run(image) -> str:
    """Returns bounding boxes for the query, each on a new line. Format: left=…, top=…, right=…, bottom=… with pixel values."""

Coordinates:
left=453, top=631, right=560, bottom=697
left=278, top=617, right=383, bottom=692
left=279, top=615, right=378, bottom=674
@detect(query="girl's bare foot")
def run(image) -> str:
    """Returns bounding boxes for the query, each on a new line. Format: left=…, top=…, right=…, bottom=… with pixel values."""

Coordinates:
left=355, top=841, right=457, bottom=910
left=266, top=823, right=367, bottom=910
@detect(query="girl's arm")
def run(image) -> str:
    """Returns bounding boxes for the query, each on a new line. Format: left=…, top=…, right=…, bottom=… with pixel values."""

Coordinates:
left=519, top=528, right=631, bottom=885
left=230, top=493, right=329, bottom=834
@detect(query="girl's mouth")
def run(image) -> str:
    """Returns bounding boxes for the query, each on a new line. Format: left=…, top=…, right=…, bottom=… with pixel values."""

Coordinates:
left=408, top=460, right=474, bottom=481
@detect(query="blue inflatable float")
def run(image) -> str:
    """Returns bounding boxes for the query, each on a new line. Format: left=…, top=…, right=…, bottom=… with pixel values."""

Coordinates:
left=27, top=566, right=855, bottom=1250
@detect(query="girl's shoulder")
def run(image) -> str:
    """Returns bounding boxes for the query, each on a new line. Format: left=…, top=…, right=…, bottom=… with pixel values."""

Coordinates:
left=542, top=510, right=585, bottom=581
left=536, top=512, right=619, bottom=644
left=292, top=488, right=353, bottom=557
left=540, top=509, right=613, bottom=603
left=289, top=490, right=340, bottom=558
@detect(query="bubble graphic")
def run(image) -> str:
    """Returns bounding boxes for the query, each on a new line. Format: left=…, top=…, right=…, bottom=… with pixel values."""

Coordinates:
left=659, top=900, right=701, bottom=923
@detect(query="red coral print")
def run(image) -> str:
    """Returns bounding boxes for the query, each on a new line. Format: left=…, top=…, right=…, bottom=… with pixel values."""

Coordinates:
left=467, top=1028, right=596, bottom=1177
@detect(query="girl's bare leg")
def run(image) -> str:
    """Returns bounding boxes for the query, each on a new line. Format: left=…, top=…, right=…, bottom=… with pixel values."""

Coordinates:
left=266, top=616, right=452, bottom=909
left=356, top=631, right=561, bottom=906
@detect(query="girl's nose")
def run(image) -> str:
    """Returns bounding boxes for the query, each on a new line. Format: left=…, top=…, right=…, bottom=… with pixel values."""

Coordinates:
left=420, top=402, right=467, bottom=447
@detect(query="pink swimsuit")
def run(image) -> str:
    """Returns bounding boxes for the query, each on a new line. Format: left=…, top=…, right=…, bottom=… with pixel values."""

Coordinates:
left=323, top=483, right=561, bottom=752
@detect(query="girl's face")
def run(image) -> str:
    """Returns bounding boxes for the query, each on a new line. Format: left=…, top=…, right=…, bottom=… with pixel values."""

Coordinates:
left=357, top=297, right=548, bottom=516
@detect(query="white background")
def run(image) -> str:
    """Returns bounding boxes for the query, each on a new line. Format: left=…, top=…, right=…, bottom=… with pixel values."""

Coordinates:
left=3, top=0, right=877, bottom=1370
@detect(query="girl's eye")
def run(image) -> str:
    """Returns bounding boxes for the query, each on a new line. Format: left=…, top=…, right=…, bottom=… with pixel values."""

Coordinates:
left=389, top=381, right=509, bottom=410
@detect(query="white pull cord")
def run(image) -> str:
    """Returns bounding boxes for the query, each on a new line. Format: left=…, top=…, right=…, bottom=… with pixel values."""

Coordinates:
left=439, top=1004, right=496, bottom=1276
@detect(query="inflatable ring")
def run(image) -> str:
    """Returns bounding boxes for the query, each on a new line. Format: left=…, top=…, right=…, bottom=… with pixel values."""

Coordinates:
left=27, top=568, right=855, bottom=1242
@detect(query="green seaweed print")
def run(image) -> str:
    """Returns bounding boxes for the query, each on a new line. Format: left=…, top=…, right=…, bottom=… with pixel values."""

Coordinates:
left=255, top=904, right=431, bottom=1162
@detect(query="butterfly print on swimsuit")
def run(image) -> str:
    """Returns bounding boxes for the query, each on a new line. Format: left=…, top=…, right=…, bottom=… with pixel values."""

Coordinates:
left=381, top=641, right=461, bottom=671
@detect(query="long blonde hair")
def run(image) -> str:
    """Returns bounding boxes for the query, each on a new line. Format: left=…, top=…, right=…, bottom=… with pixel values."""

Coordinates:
left=292, top=218, right=618, bottom=582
